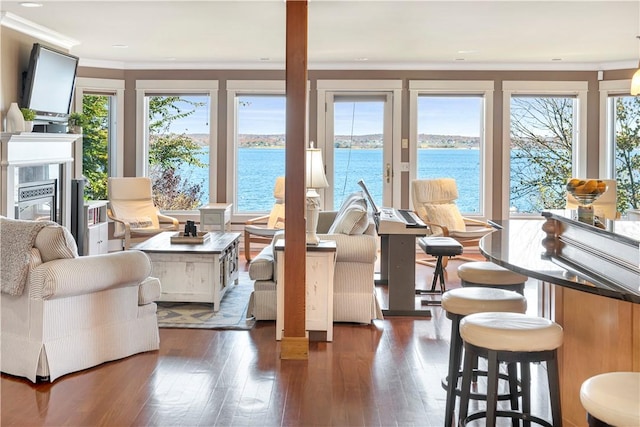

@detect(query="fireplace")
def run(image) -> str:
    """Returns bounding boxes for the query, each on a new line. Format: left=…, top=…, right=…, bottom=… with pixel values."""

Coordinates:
left=1, top=132, right=81, bottom=228
left=16, top=179, right=58, bottom=223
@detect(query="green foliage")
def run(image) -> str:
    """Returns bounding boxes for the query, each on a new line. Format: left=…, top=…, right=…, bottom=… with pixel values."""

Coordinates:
left=68, top=112, right=88, bottom=127
left=147, top=96, right=206, bottom=210
left=613, top=97, right=640, bottom=214
left=20, top=108, right=36, bottom=121
left=81, top=95, right=109, bottom=200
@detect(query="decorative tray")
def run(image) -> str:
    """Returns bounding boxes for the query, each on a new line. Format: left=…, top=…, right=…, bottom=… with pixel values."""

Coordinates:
left=170, top=231, right=210, bottom=244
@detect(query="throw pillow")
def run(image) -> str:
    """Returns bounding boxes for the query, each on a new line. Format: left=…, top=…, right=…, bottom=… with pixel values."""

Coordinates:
left=328, top=200, right=369, bottom=235
left=34, top=225, right=79, bottom=263
left=423, top=203, right=466, bottom=233
left=122, top=216, right=154, bottom=229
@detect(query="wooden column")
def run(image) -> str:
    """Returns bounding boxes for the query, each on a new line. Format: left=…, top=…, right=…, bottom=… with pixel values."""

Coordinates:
left=281, top=0, right=308, bottom=359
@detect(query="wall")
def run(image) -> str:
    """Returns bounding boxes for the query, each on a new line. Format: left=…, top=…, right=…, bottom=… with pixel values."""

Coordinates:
left=2, top=33, right=635, bottom=218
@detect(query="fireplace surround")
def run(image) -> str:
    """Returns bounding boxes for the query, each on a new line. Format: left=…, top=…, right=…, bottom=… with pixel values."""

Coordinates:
left=1, top=132, right=82, bottom=228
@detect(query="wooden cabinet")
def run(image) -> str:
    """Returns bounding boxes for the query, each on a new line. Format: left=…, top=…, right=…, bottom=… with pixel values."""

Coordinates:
left=275, top=240, right=337, bottom=341
left=84, top=201, right=108, bottom=256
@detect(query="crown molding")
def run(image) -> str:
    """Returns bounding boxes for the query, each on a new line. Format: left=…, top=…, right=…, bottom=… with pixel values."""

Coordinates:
left=0, top=11, right=79, bottom=50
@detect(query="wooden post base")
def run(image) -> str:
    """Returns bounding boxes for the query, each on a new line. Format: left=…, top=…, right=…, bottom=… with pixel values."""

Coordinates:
left=281, top=336, right=309, bottom=360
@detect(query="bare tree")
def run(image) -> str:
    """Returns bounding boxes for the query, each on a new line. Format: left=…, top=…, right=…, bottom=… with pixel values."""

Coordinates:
left=613, top=97, right=640, bottom=214
left=510, top=97, right=573, bottom=213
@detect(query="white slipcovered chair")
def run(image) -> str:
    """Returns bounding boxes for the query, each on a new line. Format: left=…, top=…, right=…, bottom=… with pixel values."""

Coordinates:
left=0, top=217, right=161, bottom=382
left=411, top=178, right=494, bottom=267
left=107, top=177, right=179, bottom=250
left=244, top=176, right=285, bottom=261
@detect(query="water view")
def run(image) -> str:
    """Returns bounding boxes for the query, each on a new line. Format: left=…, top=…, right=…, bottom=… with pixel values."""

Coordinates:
left=178, top=147, right=537, bottom=214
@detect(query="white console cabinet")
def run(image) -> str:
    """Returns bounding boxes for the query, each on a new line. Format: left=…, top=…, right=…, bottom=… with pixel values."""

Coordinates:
left=84, top=200, right=108, bottom=255
left=275, top=240, right=337, bottom=341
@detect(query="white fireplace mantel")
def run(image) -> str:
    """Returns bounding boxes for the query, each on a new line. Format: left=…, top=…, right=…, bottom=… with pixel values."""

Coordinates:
left=1, top=132, right=82, bottom=227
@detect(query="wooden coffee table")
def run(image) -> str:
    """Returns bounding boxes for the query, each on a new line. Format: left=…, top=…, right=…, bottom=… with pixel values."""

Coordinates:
left=133, top=231, right=240, bottom=311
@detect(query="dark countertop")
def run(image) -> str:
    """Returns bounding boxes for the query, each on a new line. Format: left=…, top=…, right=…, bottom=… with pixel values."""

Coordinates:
left=480, top=213, right=640, bottom=304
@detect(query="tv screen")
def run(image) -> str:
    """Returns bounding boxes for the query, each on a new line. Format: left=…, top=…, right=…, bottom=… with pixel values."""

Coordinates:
left=21, top=43, right=79, bottom=124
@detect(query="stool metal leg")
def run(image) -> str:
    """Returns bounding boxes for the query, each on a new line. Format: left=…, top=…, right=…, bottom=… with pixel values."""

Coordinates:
left=457, top=345, right=475, bottom=426
left=546, top=354, right=562, bottom=427
left=507, top=362, right=520, bottom=427
left=521, top=362, right=531, bottom=427
left=444, top=315, right=463, bottom=427
left=485, top=350, right=500, bottom=427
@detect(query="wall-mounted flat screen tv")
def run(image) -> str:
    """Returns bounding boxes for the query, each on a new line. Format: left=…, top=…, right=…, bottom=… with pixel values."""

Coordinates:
left=21, top=43, right=79, bottom=124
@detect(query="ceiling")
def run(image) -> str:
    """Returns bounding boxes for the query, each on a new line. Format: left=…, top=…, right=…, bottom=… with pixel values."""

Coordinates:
left=1, top=0, right=639, bottom=71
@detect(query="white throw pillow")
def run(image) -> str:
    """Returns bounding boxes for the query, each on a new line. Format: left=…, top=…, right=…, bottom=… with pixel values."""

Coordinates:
left=34, top=225, right=79, bottom=262
left=328, top=200, right=369, bottom=235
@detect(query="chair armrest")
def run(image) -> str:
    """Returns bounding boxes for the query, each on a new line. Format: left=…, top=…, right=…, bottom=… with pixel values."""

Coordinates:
left=158, top=213, right=179, bottom=227
left=317, top=233, right=377, bottom=263
left=421, top=220, right=450, bottom=236
left=29, top=250, right=152, bottom=300
left=107, top=208, right=132, bottom=240
left=462, top=216, right=490, bottom=227
left=245, top=214, right=269, bottom=226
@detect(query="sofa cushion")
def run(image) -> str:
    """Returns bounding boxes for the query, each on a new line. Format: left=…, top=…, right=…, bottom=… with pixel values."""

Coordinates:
left=34, top=225, right=79, bottom=263
left=328, top=194, right=369, bottom=235
left=249, top=244, right=275, bottom=281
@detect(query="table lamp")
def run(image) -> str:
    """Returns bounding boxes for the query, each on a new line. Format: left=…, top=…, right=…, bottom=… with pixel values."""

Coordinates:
left=306, top=141, right=329, bottom=245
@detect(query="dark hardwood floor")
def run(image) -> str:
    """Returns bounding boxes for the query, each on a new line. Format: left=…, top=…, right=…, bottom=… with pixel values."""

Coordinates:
left=1, top=250, right=552, bottom=427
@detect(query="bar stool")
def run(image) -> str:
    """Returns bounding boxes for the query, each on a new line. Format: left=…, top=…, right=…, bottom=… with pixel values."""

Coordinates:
left=580, top=372, right=640, bottom=427
left=458, top=312, right=564, bottom=427
left=441, top=287, right=527, bottom=427
left=458, top=261, right=528, bottom=295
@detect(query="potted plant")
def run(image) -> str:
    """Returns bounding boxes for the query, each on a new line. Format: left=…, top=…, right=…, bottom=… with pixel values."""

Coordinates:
left=68, top=112, right=87, bottom=134
left=20, top=107, right=36, bottom=132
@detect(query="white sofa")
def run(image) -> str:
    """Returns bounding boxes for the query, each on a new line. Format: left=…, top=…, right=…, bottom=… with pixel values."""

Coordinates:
left=0, top=217, right=161, bottom=382
left=247, top=193, right=383, bottom=324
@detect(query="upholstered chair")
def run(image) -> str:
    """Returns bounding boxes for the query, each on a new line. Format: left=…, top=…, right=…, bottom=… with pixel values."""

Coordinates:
left=0, top=217, right=160, bottom=382
left=411, top=178, right=494, bottom=267
left=107, top=177, right=179, bottom=250
left=244, top=176, right=286, bottom=261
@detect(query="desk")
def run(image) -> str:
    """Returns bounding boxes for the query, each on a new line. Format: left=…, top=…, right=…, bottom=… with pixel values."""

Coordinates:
left=479, top=212, right=639, bottom=427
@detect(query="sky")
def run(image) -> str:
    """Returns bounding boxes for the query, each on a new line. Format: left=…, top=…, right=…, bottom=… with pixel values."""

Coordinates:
left=167, top=95, right=482, bottom=137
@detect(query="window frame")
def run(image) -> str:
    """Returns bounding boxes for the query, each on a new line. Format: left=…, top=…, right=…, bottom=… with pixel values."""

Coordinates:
left=73, top=77, right=125, bottom=180
left=598, top=79, right=631, bottom=178
left=226, top=80, right=286, bottom=222
left=408, top=80, right=494, bottom=219
left=501, top=80, right=588, bottom=219
left=135, top=79, right=219, bottom=211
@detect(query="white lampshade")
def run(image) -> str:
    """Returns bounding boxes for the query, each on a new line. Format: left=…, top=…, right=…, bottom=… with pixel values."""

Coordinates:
left=306, top=147, right=328, bottom=189
left=632, top=67, right=640, bottom=95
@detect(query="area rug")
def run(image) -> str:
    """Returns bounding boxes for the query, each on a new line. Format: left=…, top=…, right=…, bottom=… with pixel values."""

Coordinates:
left=156, top=272, right=255, bottom=330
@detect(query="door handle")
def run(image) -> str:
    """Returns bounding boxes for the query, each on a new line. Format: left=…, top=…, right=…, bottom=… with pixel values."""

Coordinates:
left=385, top=163, right=392, bottom=183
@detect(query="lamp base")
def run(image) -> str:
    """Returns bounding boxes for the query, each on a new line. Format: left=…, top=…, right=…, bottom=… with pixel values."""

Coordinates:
left=306, top=189, right=320, bottom=246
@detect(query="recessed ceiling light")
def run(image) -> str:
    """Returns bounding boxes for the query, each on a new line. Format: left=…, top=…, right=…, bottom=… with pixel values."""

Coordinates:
left=457, top=50, right=478, bottom=54
left=20, top=2, right=43, bottom=7
left=111, top=44, right=128, bottom=49
left=552, top=58, right=562, bottom=61
left=260, top=57, right=270, bottom=61
left=164, top=57, right=177, bottom=61
left=455, top=58, right=465, bottom=61
left=355, top=57, right=368, bottom=61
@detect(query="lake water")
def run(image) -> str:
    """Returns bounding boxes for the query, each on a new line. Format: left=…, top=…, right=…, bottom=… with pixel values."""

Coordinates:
left=178, top=147, right=537, bottom=213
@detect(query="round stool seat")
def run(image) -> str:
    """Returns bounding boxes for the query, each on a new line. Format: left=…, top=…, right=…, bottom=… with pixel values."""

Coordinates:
left=442, top=287, right=527, bottom=316
left=460, top=312, right=563, bottom=352
left=580, top=372, right=640, bottom=426
left=458, top=261, right=528, bottom=285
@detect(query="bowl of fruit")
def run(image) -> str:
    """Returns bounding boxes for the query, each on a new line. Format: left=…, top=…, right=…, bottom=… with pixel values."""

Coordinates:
left=566, top=178, right=607, bottom=206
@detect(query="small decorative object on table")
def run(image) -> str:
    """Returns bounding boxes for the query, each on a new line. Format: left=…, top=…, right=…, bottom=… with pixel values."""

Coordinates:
left=566, top=178, right=607, bottom=225
left=20, top=108, right=36, bottom=132
left=170, top=221, right=209, bottom=243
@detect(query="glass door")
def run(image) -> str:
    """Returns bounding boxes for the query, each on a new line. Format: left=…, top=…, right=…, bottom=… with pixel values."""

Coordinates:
left=323, top=93, right=393, bottom=210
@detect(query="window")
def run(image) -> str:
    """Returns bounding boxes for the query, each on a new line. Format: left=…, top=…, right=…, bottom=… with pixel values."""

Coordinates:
left=226, top=81, right=286, bottom=217
left=136, top=80, right=218, bottom=211
left=502, top=81, right=587, bottom=218
left=600, top=80, right=640, bottom=216
left=74, top=78, right=124, bottom=200
left=409, top=81, right=494, bottom=217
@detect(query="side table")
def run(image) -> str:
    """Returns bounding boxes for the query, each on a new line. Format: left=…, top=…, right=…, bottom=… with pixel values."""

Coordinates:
left=199, top=203, right=232, bottom=232
left=275, top=240, right=337, bottom=341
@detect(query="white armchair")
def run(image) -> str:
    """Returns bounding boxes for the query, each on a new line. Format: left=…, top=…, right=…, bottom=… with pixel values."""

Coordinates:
left=0, top=217, right=160, bottom=382
left=107, top=177, right=179, bottom=250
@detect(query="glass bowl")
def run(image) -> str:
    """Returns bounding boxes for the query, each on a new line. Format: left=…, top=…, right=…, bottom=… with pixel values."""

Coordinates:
left=566, top=179, right=607, bottom=206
